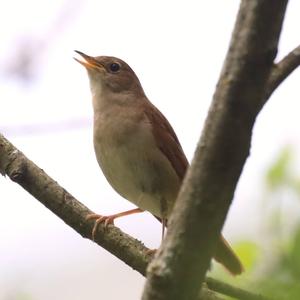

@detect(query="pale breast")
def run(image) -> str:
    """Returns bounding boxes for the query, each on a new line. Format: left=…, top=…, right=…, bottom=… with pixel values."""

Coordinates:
left=93, top=109, right=181, bottom=218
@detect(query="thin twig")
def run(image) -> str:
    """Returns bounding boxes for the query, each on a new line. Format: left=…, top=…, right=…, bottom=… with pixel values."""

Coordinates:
left=206, top=277, right=274, bottom=300
left=265, top=45, right=300, bottom=100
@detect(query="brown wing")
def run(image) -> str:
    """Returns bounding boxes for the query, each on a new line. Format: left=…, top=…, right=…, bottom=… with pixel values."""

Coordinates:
left=143, top=101, right=244, bottom=275
left=143, top=100, right=189, bottom=181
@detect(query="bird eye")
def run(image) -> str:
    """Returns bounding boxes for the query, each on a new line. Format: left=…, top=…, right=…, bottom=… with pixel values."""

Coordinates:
left=109, top=62, right=121, bottom=73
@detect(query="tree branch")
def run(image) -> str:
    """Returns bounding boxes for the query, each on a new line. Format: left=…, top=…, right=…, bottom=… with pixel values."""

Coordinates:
left=142, top=1, right=289, bottom=299
left=206, top=277, right=273, bottom=300
left=265, top=44, right=300, bottom=100
left=0, top=134, right=271, bottom=300
left=0, top=133, right=150, bottom=276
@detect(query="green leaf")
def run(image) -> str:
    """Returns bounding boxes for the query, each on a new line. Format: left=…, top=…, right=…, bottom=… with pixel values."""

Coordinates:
left=233, top=241, right=260, bottom=270
left=266, top=147, right=293, bottom=189
left=286, top=226, right=300, bottom=277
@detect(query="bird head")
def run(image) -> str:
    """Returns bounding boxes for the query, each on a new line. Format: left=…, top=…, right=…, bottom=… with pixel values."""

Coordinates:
left=74, top=51, right=144, bottom=96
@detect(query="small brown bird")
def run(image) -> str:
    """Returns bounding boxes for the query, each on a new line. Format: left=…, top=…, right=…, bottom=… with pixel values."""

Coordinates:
left=74, top=51, right=243, bottom=275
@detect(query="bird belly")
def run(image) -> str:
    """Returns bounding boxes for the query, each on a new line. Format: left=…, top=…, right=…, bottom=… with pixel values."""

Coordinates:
left=93, top=121, right=180, bottom=219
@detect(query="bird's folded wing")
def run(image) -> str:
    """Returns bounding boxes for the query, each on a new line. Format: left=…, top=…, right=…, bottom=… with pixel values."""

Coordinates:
left=143, top=101, right=189, bottom=181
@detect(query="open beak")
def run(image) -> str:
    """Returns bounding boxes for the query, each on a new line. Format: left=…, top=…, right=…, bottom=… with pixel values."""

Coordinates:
left=74, top=50, right=103, bottom=70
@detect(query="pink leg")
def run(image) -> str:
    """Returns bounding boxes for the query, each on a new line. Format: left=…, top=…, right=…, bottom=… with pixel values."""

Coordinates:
left=86, top=208, right=143, bottom=240
left=146, top=218, right=167, bottom=256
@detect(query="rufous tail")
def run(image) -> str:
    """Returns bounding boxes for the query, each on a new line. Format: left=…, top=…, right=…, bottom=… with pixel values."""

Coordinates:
left=213, top=235, right=244, bottom=275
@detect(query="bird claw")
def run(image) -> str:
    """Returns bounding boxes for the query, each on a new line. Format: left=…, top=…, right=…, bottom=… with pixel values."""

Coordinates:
left=86, top=208, right=143, bottom=241
left=86, top=213, right=115, bottom=240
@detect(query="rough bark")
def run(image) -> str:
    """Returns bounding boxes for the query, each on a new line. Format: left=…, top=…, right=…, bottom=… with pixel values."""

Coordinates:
left=142, top=1, right=289, bottom=300
left=0, top=134, right=150, bottom=275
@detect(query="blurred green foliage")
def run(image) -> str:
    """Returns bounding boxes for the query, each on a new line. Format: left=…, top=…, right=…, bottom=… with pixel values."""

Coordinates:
left=216, top=146, right=300, bottom=299
left=234, top=241, right=260, bottom=272
left=266, top=147, right=293, bottom=189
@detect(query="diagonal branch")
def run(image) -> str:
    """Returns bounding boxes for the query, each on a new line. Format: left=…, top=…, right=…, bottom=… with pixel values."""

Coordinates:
left=0, top=133, right=150, bottom=276
left=206, top=277, right=273, bottom=300
left=265, top=44, right=300, bottom=100
left=142, top=1, right=289, bottom=300
left=0, top=134, right=272, bottom=300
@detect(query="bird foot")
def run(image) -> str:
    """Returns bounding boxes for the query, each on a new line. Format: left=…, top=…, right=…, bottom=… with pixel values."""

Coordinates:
left=86, top=213, right=115, bottom=240
left=86, top=208, right=143, bottom=241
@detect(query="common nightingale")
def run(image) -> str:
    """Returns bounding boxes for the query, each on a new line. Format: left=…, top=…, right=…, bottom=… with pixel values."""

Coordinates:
left=74, top=51, right=243, bottom=275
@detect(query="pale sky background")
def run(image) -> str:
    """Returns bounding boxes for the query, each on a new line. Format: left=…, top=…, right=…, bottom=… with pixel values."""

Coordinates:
left=1, top=1, right=300, bottom=299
